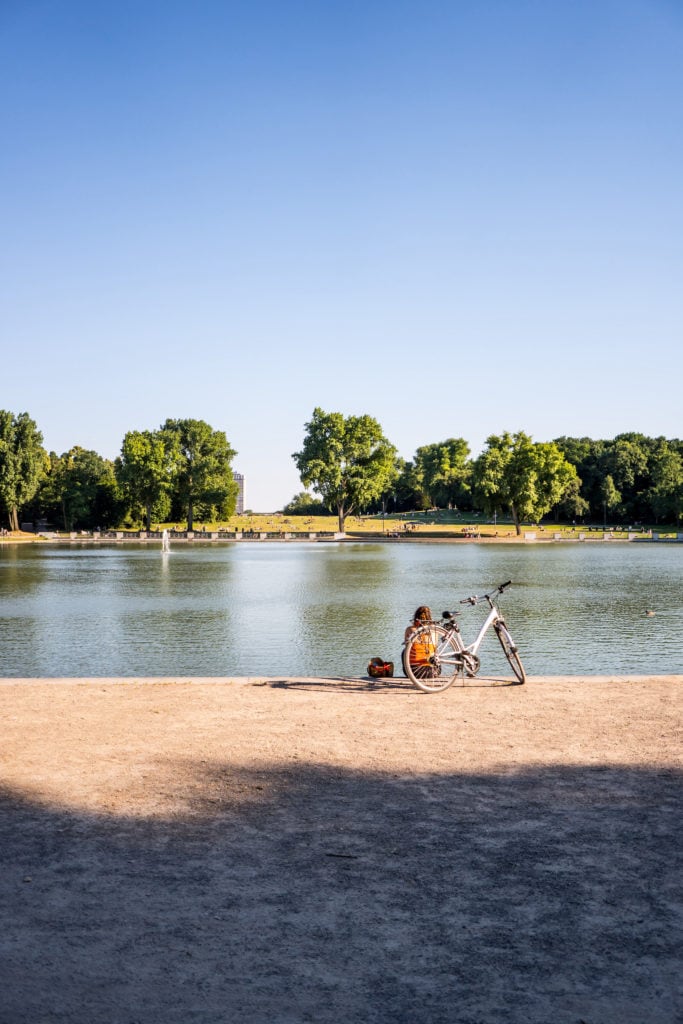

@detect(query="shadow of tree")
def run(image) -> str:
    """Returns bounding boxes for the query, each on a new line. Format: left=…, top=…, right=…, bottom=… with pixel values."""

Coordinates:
left=1, top=761, right=680, bottom=1024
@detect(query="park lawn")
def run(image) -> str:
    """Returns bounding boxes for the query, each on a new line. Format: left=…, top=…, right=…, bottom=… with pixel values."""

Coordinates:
left=147, top=511, right=668, bottom=538
left=158, top=514, right=650, bottom=537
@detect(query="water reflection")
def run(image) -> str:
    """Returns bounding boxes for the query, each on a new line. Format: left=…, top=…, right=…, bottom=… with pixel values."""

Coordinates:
left=298, top=545, right=403, bottom=675
left=0, top=542, right=49, bottom=597
left=0, top=542, right=681, bottom=677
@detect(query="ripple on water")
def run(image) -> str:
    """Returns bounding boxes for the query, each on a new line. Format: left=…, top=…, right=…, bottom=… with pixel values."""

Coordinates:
left=0, top=542, right=681, bottom=677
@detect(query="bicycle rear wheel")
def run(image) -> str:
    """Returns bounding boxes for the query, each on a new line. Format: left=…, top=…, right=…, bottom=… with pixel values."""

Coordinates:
left=404, top=625, right=463, bottom=693
left=494, top=622, right=526, bottom=684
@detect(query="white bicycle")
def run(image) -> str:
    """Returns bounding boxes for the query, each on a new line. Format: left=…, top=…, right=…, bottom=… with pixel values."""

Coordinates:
left=403, top=580, right=526, bottom=693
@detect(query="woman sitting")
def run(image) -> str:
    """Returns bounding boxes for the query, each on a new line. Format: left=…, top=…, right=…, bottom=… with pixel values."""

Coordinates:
left=403, top=605, right=440, bottom=678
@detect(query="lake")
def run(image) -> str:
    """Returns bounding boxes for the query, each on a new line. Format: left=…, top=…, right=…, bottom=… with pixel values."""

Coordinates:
left=0, top=541, right=681, bottom=678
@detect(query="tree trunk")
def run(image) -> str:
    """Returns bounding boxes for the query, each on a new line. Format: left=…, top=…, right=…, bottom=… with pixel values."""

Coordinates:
left=9, top=507, right=19, bottom=532
left=510, top=502, right=521, bottom=536
left=187, top=501, right=194, bottom=532
left=337, top=504, right=345, bottom=533
left=145, top=504, right=152, bottom=531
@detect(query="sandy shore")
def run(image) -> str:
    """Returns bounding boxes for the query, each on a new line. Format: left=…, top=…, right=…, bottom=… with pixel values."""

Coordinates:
left=1, top=675, right=681, bottom=1023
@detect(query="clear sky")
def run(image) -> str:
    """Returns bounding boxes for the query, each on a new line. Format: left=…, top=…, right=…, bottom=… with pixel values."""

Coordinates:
left=2, top=0, right=681, bottom=511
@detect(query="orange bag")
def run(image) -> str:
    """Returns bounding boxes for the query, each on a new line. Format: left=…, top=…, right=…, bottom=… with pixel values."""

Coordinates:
left=367, top=657, right=394, bottom=678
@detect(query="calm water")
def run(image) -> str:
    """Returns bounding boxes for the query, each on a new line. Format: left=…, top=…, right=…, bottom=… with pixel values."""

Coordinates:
left=0, top=541, right=681, bottom=678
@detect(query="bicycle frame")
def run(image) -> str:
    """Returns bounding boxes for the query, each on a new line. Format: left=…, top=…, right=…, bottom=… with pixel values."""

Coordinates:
left=403, top=580, right=525, bottom=692
left=459, top=599, right=502, bottom=659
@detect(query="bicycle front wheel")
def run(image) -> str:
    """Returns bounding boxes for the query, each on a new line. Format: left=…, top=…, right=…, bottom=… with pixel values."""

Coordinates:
left=494, top=622, right=526, bottom=684
left=404, top=625, right=463, bottom=693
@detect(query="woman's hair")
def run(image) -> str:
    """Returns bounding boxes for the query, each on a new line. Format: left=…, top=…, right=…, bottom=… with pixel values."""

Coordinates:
left=413, top=605, right=432, bottom=623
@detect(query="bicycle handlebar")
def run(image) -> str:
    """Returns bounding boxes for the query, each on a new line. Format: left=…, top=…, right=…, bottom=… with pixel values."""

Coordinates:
left=459, top=580, right=513, bottom=606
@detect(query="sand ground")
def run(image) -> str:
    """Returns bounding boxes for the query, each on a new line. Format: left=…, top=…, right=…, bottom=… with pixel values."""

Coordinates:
left=1, top=674, right=681, bottom=1024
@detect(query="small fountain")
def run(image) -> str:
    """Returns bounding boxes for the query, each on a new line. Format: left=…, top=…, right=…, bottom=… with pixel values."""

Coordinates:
left=161, top=529, right=171, bottom=554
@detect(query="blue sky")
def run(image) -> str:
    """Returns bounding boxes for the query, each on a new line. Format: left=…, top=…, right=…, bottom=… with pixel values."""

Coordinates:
left=2, top=0, right=681, bottom=511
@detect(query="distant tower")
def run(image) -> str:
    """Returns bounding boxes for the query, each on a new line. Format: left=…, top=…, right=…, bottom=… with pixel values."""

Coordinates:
left=233, top=472, right=245, bottom=514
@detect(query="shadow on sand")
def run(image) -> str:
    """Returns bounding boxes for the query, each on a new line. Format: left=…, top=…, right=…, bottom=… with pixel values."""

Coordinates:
left=260, top=674, right=523, bottom=693
left=1, top=760, right=680, bottom=1024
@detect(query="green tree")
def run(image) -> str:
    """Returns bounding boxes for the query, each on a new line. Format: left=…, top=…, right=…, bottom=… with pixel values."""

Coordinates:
left=411, top=438, right=471, bottom=509
left=91, top=470, right=128, bottom=529
left=29, top=451, right=62, bottom=526
left=42, top=447, right=120, bottom=530
left=282, top=491, right=329, bottom=516
left=600, top=474, right=621, bottom=528
left=72, top=449, right=116, bottom=529
left=604, top=435, right=649, bottom=492
left=646, top=441, right=683, bottom=524
left=161, top=418, right=238, bottom=531
left=554, top=436, right=606, bottom=520
left=554, top=473, right=589, bottom=522
left=393, top=459, right=429, bottom=511
left=292, top=408, right=398, bottom=532
left=473, top=431, right=579, bottom=535
left=116, top=430, right=175, bottom=530
left=600, top=435, right=650, bottom=519
left=0, top=411, right=46, bottom=531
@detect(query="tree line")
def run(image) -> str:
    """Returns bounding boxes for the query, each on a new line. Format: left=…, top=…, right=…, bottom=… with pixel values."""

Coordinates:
left=1, top=407, right=681, bottom=533
left=0, top=413, right=238, bottom=532
left=290, top=410, right=683, bottom=533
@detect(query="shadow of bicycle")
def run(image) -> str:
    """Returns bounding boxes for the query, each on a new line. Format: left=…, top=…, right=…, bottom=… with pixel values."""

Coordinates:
left=260, top=674, right=524, bottom=693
